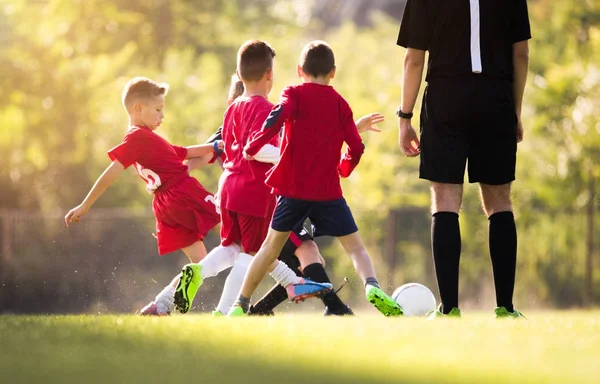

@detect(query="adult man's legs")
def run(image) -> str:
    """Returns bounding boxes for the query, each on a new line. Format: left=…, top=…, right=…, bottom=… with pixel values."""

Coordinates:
left=480, top=183, right=517, bottom=312
left=430, top=182, right=463, bottom=314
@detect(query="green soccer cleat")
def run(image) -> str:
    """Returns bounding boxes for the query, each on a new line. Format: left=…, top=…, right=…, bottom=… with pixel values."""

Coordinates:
left=366, top=285, right=403, bottom=317
left=211, top=309, right=224, bottom=317
left=173, top=264, right=203, bottom=314
left=227, top=305, right=247, bottom=317
left=426, top=304, right=462, bottom=319
left=494, top=306, right=526, bottom=319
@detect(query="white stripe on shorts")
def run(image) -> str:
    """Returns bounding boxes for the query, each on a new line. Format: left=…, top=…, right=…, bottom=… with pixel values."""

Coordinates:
left=469, top=0, right=482, bottom=73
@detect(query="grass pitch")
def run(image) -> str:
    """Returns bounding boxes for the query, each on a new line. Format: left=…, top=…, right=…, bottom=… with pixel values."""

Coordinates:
left=0, top=312, right=598, bottom=384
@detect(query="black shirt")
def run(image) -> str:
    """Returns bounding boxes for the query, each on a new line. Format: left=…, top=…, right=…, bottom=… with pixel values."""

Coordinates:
left=397, top=0, right=531, bottom=82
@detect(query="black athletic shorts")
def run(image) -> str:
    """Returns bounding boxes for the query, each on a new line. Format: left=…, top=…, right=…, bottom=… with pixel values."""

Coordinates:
left=419, top=77, right=518, bottom=185
left=278, top=220, right=314, bottom=270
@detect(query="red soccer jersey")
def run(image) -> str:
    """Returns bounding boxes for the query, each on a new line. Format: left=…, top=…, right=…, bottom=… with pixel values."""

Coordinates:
left=218, top=95, right=279, bottom=218
left=108, top=125, right=189, bottom=194
left=245, top=83, right=364, bottom=201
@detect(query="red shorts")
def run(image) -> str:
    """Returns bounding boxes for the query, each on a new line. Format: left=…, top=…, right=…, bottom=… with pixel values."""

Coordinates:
left=220, top=207, right=270, bottom=254
left=153, top=177, right=220, bottom=255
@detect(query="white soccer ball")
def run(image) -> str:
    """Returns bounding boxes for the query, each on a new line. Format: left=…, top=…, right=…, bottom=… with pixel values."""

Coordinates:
left=392, top=283, right=437, bottom=317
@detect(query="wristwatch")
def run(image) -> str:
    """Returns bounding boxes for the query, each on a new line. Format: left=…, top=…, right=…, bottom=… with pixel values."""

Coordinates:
left=396, top=107, right=413, bottom=119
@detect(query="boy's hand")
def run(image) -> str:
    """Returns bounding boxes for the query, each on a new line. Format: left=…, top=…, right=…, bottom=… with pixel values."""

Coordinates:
left=65, top=204, right=89, bottom=227
left=356, top=113, right=384, bottom=134
left=243, top=150, right=255, bottom=161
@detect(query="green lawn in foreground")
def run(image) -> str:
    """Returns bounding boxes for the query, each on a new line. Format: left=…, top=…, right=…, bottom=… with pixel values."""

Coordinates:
left=0, top=312, right=598, bottom=384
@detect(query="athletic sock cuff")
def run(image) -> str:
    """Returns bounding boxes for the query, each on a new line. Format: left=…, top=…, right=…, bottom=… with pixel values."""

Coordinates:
left=488, top=211, right=514, bottom=221
left=432, top=211, right=459, bottom=219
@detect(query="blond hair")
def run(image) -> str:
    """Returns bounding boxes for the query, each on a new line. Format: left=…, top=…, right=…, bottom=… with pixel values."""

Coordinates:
left=122, top=77, right=169, bottom=110
left=228, top=74, right=244, bottom=101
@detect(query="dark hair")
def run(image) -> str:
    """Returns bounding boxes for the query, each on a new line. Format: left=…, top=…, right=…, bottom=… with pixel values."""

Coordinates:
left=300, top=40, right=335, bottom=77
left=237, top=40, right=276, bottom=82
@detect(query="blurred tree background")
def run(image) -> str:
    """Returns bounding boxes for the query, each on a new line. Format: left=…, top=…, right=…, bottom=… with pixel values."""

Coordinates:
left=0, top=0, right=598, bottom=314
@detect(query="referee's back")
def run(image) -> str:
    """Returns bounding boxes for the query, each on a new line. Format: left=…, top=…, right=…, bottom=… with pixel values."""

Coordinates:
left=397, top=0, right=531, bottom=81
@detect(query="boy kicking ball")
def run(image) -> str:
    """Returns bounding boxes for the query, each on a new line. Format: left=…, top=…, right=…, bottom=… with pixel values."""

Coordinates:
left=228, top=41, right=403, bottom=317
left=65, top=77, right=224, bottom=311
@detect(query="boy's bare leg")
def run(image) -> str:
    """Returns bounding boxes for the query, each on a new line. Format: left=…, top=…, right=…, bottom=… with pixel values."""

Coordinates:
left=337, top=231, right=403, bottom=317
left=182, top=240, right=208, bottom=262
left=337, top=232, right=376, bottom=282
left=229, top=229, right=334, bottom=315
left=239, top=229, right=291, bottom=298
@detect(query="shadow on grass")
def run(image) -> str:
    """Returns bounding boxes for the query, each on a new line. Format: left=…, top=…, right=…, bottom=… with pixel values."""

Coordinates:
left=0, top=315, right=431, bottom=384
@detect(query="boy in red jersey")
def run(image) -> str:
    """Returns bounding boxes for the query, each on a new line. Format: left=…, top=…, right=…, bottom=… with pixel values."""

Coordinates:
left=65, top=77, right=249, bottom=315
left=173, top=41, right=333, bottom=315
left=66, top=77, right=220, bottom=258
left=229, top=41, right=403, bottom=317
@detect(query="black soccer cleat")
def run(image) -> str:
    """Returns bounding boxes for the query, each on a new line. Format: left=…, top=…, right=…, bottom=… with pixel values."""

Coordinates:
left=247, top=305, right=275, bottom=317
left=324, top=305, right=355, bottom=316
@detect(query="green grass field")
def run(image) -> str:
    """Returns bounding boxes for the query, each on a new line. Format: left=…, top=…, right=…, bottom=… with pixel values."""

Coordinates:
left=0, top=312, right=598, bottom=384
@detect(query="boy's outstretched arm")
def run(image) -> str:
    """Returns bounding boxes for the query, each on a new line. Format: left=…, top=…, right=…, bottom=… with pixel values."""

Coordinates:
left=65, top=160, right=125, bottom=226
left=186, top=138, right=224, bottom=172
left=186, top=153, right=215, bottom=172
left=185, top=142, right=222, bottom=159
left=338, top=109, right=365, bottom=178
left=355, top=113, right=384, bottom=134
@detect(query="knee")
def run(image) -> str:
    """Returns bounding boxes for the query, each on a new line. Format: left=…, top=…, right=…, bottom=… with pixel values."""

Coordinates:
left=295, top=241, right=322, bottom=267
left=431, top=183, right=463, bottom=214
left=480, top=184, right=512, bottom=216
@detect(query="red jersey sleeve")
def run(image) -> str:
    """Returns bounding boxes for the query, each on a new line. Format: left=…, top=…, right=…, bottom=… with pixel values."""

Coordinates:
left=171, top=144, right=188, bottom=162
left=338, top=99, right=365, bottom=178
left=107, top=129, right=144, bottom=169
left=245, top=86, right=297, bottom=156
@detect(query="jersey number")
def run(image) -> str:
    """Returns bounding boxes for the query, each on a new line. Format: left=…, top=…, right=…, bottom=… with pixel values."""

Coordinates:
left=204, top=195, right=221, bottom=214
left=135, top=163, right=162, bottom=194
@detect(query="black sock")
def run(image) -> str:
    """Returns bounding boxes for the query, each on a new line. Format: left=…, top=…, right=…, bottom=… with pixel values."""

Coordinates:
left=489, top=211, right=517, bottom=312
left=303, top=263, right=347, bottom=311
left=364, top=277, right=380, bottom=289
left=432, top=212, right=461, bottom=314
left=249, top=285, right=288, bottom=315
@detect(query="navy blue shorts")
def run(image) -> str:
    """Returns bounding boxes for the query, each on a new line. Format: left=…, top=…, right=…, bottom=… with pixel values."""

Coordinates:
left=271, top=197, right=358, bottom=237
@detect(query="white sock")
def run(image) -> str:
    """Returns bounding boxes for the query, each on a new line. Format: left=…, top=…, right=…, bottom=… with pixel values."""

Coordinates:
left=215, top=253, right=253, bottom=314
left=269, top=260, right=302, bottom=288
left=154, top=283, right=176, bottom=314
left=199, top=244, right=241, bottom=279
